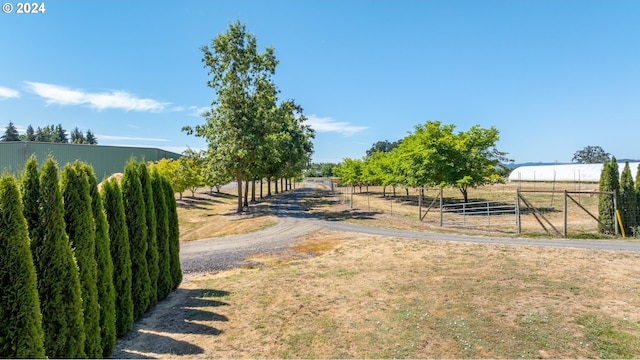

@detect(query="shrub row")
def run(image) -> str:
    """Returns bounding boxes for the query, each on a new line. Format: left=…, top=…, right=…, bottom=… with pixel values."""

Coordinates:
left=0, top=155, right=181, bottom=358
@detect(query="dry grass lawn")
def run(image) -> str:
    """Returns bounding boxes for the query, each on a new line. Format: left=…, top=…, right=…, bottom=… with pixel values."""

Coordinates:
left=176, top=190, right=277, bottom=241
left=145, top=230, right=640, bottom=358
left=122, top=182, right=640, bottom=359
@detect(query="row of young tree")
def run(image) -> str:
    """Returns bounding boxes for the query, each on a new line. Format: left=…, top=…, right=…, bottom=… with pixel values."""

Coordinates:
left=0, top=156, right=181, bottom=358
left=598, top=156, right=640, bottom=236
left=334, top=121, right=510, bottom=203
left=1, top=121, right=98, bottom=144
left=183, top=21, right=315, bottom=213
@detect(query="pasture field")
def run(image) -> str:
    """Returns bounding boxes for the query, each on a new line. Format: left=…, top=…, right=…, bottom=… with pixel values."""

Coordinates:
left=329, top=181, right=606, bottom=238
left=137, top=230, right=640, bottom=358
left=122, top=182, right=640, bottom=359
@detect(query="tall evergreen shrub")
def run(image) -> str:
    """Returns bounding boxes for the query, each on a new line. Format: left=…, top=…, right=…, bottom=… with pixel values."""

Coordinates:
left=101, top=178, right=134, bottom=337
left=82, top=164, right=116, bottom=357
left=0, top=174, right=46, bottom=359
left=152, top=170, right=172, bottom=301
left=139, top=162, right=159, bottom=308
left=20, top=155, right=40, bottom=242
left=61, top=162, right=102, bottom=358
left=32, top=156, right=85, bottom=358
left=163, top=176, right=182, bottom=289
left=619, top=162, right=637, bottom=235
left=121, top=160, right=150, bottom=319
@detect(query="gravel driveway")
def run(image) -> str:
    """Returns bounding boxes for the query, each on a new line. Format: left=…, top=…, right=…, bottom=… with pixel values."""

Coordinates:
left=181, top=182, right=640, bottom=277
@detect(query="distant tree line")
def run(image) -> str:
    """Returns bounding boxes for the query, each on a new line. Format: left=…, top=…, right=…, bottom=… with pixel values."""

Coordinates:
left=1, top=121, right=98, bottom=144
left=598, top=157, right=640, bottom=237
left=0, top=155, right=180, bottom=358
left=334, top=121, right=510, bottom=203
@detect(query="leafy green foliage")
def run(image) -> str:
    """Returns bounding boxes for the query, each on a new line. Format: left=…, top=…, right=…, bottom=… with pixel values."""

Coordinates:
left=152, top=170, right=172, bottom=301
left=101, top=178, right=133, bottom=337
left=81, top=164, right=116, bottom=357
left=185, top=21, right=280, bottom=212
left=335, top=121, right=508, bottom=203
left=121, top=160, right=150, bottom=320
left=0, top=174, right=46, bottom=358
left=572, top=145, right=610, bottom=164
left=139, top=162, right=159, bottom=309
left=162, top=176, right=182, bottom=289
left=61, top=162, right=102, bottom=358
left=33, top=156, right=85, bottom=358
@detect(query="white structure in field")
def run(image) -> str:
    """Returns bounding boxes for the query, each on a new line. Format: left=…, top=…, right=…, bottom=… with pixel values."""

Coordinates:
left=508, top=163, right=640, bottom=183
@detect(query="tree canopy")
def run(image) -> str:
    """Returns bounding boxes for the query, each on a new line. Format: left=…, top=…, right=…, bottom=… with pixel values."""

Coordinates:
left=184, top=21, right=314, bottom=212
left=335, top=121, right=509, bottom=203
left=1, top=121, right=20, bottom=141
left=572, top=145, right=610, bottom=164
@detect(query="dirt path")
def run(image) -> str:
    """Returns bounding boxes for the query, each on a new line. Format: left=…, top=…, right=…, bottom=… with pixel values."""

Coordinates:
left=112, top=182, right=640, bottom=358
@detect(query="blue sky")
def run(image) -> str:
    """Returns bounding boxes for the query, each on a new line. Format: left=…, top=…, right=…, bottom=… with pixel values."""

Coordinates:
left=1, top=0, right=639, bottom=164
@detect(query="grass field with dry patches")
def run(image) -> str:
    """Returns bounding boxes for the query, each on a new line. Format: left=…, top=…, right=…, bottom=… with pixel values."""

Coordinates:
left=176, top=190, right=277, bottom=241
left=175, top=230, right=640, bottom=358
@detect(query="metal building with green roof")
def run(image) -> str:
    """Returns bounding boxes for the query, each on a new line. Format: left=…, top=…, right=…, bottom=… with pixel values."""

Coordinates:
left=0, top=142, right=181, bottom=180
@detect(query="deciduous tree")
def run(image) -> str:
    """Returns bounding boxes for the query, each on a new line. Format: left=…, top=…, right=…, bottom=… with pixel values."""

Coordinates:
left=184, top=21, right=278, bottom=213
left=572, top=145, right=610, bottom=164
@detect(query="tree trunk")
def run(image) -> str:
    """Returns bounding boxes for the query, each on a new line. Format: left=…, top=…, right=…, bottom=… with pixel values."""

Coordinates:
left=460, top=187, right=469, bottom=203
left=251, top=180, right=256, bottom=203
left=236, top=170, right=243, bottom=213
left=383, top=185, right=386, bottom=197
left=267, top=177, right=272, bottom=197
left=260, top=179, right=263, bottom=199
left=275, top=178, right=279, bottom=194
left=244, top=180, right=249, bottom=207
left=281, top=178, right=284, bottom=192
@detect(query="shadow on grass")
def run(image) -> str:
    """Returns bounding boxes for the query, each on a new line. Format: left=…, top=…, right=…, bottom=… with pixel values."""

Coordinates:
left=113, top=288, right=231, bottom=357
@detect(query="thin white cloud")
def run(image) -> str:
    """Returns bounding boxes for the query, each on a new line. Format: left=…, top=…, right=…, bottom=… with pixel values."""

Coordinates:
left=0, top=86, right=20, bottom=99
left=306, top=115, right=368, bottom=136
left=188, top=105, right=210, bottom=117
left=97, top=134, right=170, bottom=142
left=24, top=81, right=169, bottom=112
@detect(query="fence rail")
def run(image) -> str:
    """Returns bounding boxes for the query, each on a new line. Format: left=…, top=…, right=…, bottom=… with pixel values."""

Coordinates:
left=441, top=200, right=517, bottom=227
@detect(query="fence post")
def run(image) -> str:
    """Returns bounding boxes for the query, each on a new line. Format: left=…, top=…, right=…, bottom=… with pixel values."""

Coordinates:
left=487, top=201, right=490, bottom=226
left=439, top=188, right=443, bottom=227
left=418, top=187, right=422, bottom=221
left=516, top=190, right=521, bottom=234
left=563, top=190, right=568, bottom=238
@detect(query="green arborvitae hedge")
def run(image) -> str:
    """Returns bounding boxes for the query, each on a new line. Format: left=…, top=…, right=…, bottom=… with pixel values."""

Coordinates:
left=0, top=174, right=46, bottom=359
left=32, top=156, right=86, bottom=358
left=152, top=169, right=172, bottom=301
left=101, top=178, right=134, bottom=337
left=619, top=162, right=637, bottom=234
left=163, top=176, right=182, bottom=289
left=636, top=164, right=640, bottom=229
left=82, top=164, right=116, bottom=357
left=121, top=160, right=151, bottom=320
left=598, top=160, right=615, bottom=234
left=20, top=155, right=40, bottom=243
left=61, top=162, right=102, bottom=358
left=139, top=162, right=159, bottom=309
